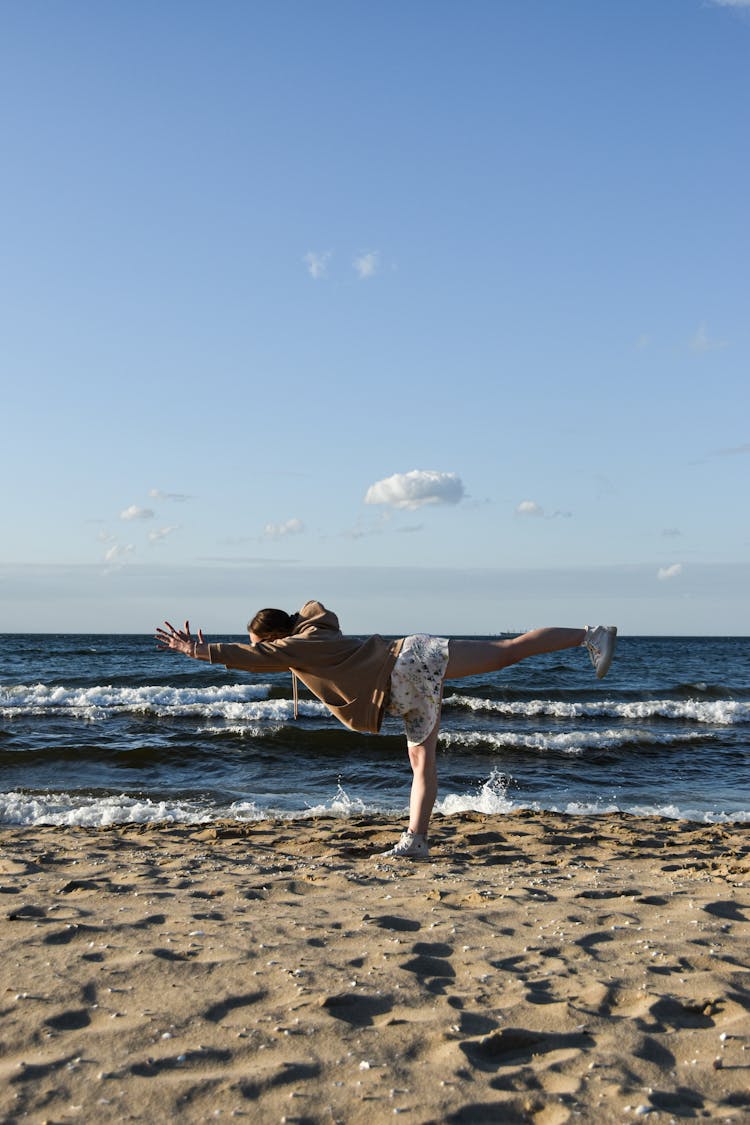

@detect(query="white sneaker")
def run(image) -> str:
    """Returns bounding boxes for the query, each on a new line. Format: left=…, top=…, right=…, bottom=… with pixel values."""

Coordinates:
left=379, top=831, right=430, bottom=859
left=584, top=625, right=617, bottom=679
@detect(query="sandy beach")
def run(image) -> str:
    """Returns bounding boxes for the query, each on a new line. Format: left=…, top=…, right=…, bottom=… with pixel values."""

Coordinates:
left=1, top=811, right=748, bottom=1124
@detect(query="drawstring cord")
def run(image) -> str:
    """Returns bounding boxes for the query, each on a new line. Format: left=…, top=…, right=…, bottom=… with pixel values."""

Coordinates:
left=291, top=671, right=299, bottom=720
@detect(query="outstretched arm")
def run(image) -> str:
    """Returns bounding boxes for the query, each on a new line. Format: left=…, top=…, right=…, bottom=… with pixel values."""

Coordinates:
left=156, top=619, right=210, bottom=662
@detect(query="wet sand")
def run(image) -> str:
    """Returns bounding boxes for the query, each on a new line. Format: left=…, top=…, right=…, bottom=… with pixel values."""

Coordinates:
left=1, top=811, right=749, bottom=1123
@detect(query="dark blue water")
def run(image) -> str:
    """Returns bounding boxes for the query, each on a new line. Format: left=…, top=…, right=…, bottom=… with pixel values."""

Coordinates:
left=1, top=634, right=748, bottom=825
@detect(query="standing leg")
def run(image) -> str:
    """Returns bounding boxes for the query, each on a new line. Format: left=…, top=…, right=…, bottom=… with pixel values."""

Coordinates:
left=380, top=706, right=442, bottom=859
left=406, top=717, right=441, bottom=836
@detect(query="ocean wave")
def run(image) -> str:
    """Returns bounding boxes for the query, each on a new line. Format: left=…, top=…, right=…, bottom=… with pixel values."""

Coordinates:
left=444, top=693, right=750, bottom=725
left=557, top=800, right=750, bottom=824
left=439, top=727, right=710, bottom=755
left=0, top=790, right=216, bottom=827
left=0, top=788, right=369, bottom=828
left=1, top=778, right=747, bottom=827
left=0, top=682, right=285, bottom=721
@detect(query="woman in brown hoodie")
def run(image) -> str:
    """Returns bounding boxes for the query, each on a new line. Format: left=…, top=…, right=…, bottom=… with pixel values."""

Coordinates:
left=156, top=602, right=616, bottom=858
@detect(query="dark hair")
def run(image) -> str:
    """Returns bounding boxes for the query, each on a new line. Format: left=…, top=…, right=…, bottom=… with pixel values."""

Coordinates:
left=248, top=608, right=297, bottom=641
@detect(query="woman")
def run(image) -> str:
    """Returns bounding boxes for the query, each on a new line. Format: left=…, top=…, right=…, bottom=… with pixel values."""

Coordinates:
left=156, top=602, right=616, bottom=858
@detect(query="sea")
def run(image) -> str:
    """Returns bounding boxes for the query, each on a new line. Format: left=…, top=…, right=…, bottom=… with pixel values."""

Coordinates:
left=1, top=634, right=748, bottom=828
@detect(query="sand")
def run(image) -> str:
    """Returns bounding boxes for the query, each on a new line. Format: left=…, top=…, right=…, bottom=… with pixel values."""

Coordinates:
left=1, top=811, right=749, bottom=1124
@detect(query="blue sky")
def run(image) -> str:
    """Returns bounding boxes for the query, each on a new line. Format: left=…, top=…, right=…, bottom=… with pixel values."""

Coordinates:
left=1, top=0, right=748, bottom=634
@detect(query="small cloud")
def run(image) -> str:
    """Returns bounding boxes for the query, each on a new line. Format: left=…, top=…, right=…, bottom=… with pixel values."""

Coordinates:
left=516, top=500, right=544, bottom=517
left=396, top=524, right=424, bottom=534
left=304, top=251, right=332, bottom=280
left=364, top=470, right=465, bottom=511
left=148, top=526, right=180, bottom=543
left=353, top=251, right=379, bottom=280
left=662, top=528, right=681, bottom=538
left=635, top=333, right=652, bottom=350
left=104, top=543, right=135, bottom=564
left=263, top=518, right=305, bottom=540
left=149, top=489, right=191, bottom=502
left=97, top=530, right=116, bottom=544
left=657, top=563, right=683, bottom=581
left=708, top=0, right=750, bottom=7
left=515, top=500, right=571, bottom=520
left=689, top=323, right=728, bottom=353
left=120, top=505, right=155, bottom=521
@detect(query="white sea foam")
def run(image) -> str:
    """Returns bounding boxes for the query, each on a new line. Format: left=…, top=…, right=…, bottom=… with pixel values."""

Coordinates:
left=0, top=790, right=215, bottom=827
left=301, top=782, right=370, bottom=818
left=197, top=700, right=329, bottom=733
left=1, top=782, right=747, bottom=827
left=0, top=682, right=292, bottom=721
left=436, top=770, right=528, bottom=816
left=444, top=694, right=750, bottom=726
left=440, top=727, right=710, bottom=755
left=559, top=799, right=750, bottom=824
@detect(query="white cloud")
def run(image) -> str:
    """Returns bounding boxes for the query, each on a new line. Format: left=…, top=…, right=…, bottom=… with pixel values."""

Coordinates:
left=263, top=518, right=305, bottom=539
left=304, top=251, right=332, bottom=280
left=689, top=323, right=728, bottom=353
left=148, top=526, right=180, bottom=543
left=658, top=563, right=683, bottom=581
left=515, top=500, right=571, bottom=520
left=364, top=470, right=465, bottom=510
left=353, top=251, right=379, bottom=280
left=149, top=489, right=191, bottom=502
left=709, top=0, right=750, bottom=7
left=516, top=500, right=544, bottom=517
left=120, top=505, right=155, bottom=521
left=104, top=543, right=135, bottom=564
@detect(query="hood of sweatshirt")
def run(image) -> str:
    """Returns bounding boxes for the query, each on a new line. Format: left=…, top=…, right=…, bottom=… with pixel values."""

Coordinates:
left=290, top=600, right=342, bottom=638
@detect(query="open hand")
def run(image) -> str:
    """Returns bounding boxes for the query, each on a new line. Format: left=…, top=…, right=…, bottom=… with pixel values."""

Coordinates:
left=156, top=619, right=206, bottom=657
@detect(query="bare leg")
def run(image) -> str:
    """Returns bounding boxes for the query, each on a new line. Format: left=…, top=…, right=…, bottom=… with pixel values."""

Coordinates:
left=406, top=716, right=441, bottom=835
left=445, top=628, right=585, bottom=679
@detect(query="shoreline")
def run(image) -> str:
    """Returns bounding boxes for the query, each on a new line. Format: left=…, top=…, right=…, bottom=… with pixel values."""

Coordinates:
left=1, top=811, right=749, bottom=1122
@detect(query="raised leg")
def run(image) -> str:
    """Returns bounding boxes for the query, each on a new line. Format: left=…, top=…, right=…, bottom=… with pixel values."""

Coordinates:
left=445, top=627, right=585, bottom=679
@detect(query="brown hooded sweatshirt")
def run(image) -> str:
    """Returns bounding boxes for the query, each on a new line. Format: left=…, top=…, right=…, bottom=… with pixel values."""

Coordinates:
left=207, top=601, right=404, bottom=734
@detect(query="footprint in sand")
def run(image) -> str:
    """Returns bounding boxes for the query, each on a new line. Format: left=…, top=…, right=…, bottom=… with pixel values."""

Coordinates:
left=401, top=941, right=456, bottom=994
left=632, top=1034, right=677, bottom=1069
left=44, top=1008, right=92, bottom=1031
left=459, top=1026, right=592, bottom=1071
left=642, top=995, right=718, bottom=1031
left=320, top=991, right=394, bottom=1026
left=369, top=913, right=421, bottom=932
left=574, top=930, right=615, bottom=960
left=202, top=991, right=267, bottom=1023
left=703, top=899, right=748, bottom=923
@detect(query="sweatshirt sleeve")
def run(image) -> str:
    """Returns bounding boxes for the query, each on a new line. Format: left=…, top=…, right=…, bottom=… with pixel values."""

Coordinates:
left=208, top=643, right=290, bottom=673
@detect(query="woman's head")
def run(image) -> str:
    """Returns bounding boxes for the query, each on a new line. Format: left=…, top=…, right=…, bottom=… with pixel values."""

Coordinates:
left=248, top=608, right=297, bottom=643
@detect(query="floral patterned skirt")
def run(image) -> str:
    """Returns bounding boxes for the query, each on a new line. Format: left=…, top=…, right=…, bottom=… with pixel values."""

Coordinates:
left=386, top=634, right=450, bottom=746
